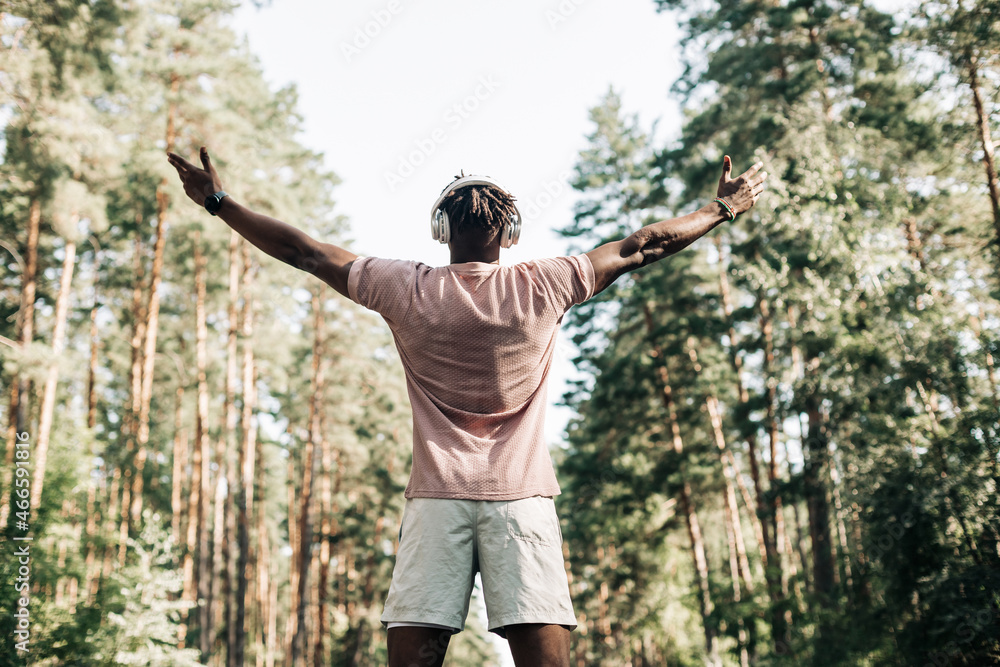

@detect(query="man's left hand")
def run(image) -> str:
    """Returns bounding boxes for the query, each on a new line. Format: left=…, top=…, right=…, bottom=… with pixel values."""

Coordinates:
left=167, top=146, right=225, bottom=206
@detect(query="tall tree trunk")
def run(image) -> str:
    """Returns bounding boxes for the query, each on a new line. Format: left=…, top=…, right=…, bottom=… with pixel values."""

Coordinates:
left=718, top=240, right=785, bottom=646
left=211, top=461, right=227, bottom=662
left=643, top=303, right=719, bottom=666
left=723, top=494, right=751, bottom=667
left=266, top=562, right=279, bottom=667
left=314, top=429, right=332, bottom=667
left=193, top=233, right=214, bottom=661
left=850, top=501, right=871, bottom=601
left=130, top=72, right=179, bottom=527
left=1, top=198, right=40, bottom=530
left=255, top=371, right=271, bottom=667
left=363, top=507, right=388, bottom=610
left=706, top=396, right=754, bottom=592
left=292, top=287, right=325, bottom=663
left=686, top=337, right=754, bottom=594
left=308, top=549, right=318, bottom=666
left=759, top=294, right=790, bottom=643
left=803, top=398, right=835, bottom=603
left=216, top=231, right=240, bottom=666
left=971, top=309, right=999, bottom=413
left=285, top=454, right=298, bottom=663
left=103, top=469, right=121, bottom=580
left=965, top=49, right=1000, bottom=262
left=82, top=293, right=102, bottom=601
left=786, top=308, right=812, bottom=596
left=181, top=379, right=199, bottom=648
left=791, top=492, right=810, bottom=593
left=234, top=244, right=256, bottom=667
left=119, top=234, right=146, bottom=565
left=707, top=394, right=752, bottom=667
left=31, top=238, right=76, bottom=511
left=171, top=387, right=187, bottom=556
left=829, top=461, right=854, bottom=602
left=715, top=238, right=772, bottom=579
left=171, top=385, right=189, bottom=647
left=87, top=294, right=99, bottom=431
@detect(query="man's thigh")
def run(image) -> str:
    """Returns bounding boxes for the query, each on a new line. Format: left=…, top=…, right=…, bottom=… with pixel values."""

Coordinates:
left=387, top=626, right=453, bottom=667
left=505, top=623, right=571, bottom=667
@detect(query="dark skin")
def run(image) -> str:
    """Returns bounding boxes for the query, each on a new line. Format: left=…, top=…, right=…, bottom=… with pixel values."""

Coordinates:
left=167, top=147, right=766, bottom=667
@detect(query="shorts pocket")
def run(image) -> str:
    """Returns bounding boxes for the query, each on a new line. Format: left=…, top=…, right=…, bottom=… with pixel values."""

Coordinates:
left=506, top=496, right=562, bottom=547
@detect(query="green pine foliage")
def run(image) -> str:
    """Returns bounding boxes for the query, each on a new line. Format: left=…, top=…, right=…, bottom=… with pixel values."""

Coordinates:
left=557, top=1, right=1000, bottom=665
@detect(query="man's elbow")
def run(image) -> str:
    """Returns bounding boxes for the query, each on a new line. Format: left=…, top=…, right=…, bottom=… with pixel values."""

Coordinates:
left=286, top=236, right=324, bottom=274
left=291, top=248, right=321, bottom=274
left=624, top=231, right=667, bottom=270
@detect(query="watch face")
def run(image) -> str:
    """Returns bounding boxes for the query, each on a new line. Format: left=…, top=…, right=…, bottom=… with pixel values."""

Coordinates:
left=205, top=192, right=226, bottom=214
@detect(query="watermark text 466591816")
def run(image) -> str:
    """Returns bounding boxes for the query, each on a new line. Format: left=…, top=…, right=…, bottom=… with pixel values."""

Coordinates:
left=12, top=430, right=34, bottom=653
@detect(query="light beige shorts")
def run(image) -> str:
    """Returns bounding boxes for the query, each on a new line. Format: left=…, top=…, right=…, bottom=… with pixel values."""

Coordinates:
left=380, top=495, right=577, bottom=638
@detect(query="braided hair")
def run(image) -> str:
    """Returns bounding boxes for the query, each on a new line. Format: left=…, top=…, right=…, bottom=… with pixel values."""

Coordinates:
left=439, top=171, right=518, bottom=241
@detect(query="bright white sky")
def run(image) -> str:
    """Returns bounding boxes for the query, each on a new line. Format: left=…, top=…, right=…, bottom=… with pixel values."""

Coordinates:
left=231, top=0, right=680, bottom=263
left=229, top=0, right=684, bottom=440
left=230, top=0, right=682, bottom=661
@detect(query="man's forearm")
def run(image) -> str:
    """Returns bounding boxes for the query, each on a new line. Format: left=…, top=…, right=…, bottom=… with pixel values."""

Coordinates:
left=586, top=200, right=732, bottom=295
left=215, top=197, right=312, bottom=267
left=629, top=200, right=731, bottom=266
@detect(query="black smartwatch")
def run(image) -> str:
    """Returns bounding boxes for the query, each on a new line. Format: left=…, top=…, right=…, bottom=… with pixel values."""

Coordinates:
left=204, top=191, right=228, bottom=216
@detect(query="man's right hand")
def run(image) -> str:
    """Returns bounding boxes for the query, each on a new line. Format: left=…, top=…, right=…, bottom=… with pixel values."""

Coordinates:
left=717, top=156, right=767, bottom=215
left=167, top=146, right=225, bottom=207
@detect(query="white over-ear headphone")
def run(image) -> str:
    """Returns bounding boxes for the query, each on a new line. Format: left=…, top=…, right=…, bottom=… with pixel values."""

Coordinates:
left=429, top=175, right=522, bottom=248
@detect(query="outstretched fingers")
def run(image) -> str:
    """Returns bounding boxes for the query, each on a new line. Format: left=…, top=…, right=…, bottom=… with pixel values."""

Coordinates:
left=740, top=161, right=764, bottom=180
left=167, top=152, right=196, bottom=174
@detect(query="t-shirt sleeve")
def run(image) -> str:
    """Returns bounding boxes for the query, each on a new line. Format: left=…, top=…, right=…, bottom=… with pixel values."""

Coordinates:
left=528, top=254, right=596, bottom=314
left=347, top=256, right=418, bottom=326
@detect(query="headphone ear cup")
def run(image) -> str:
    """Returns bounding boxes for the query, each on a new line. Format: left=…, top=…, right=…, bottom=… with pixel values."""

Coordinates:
left=432, top=209, right=450, bottom=244
left=500, top=214, right=521, bottom=249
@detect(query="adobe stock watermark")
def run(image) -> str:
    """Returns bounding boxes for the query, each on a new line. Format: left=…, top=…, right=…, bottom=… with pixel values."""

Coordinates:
left=922, top=604, right=999, bottom=667
left=11, top=430, right=33, bottom=653
left=415, top=627, right=453, bottom=664
left=519, top=170, right=574, bottom=221
left=545, top=0, right=589, bottom=30
left=340, top=0, right=405, bottom=63
left=853, top=509, right=913, bottom=576
left=384, top=75, right=502, bottom=192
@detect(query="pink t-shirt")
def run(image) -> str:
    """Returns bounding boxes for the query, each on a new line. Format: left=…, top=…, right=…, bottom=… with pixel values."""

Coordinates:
left=348, top=254, right=595, bottom=500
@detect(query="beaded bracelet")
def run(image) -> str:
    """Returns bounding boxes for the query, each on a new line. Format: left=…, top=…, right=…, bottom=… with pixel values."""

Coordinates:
left=714, top=197, right=736, bottom=222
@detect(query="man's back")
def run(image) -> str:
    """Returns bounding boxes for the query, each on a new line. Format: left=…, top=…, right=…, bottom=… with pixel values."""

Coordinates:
left=348, top=254, right=595, bottom=499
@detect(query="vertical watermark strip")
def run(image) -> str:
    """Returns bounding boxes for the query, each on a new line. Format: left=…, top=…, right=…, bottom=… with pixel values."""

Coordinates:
left=12, top=430, right=33, bottom=653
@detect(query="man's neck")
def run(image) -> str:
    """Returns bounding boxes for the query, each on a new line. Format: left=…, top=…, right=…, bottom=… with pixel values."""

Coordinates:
left=448, top=243, right=500, bottom=265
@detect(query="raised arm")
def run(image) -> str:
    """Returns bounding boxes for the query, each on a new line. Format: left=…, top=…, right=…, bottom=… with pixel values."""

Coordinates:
left=585, top=156, right=767, bottom=295
left=167, top=147, right=358, bottom=298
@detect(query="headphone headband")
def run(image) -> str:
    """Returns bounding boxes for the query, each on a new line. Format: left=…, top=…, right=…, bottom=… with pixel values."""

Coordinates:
left=430, top=174, right=522, bottom=248
left=429, top=175, right=520, bottom=219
